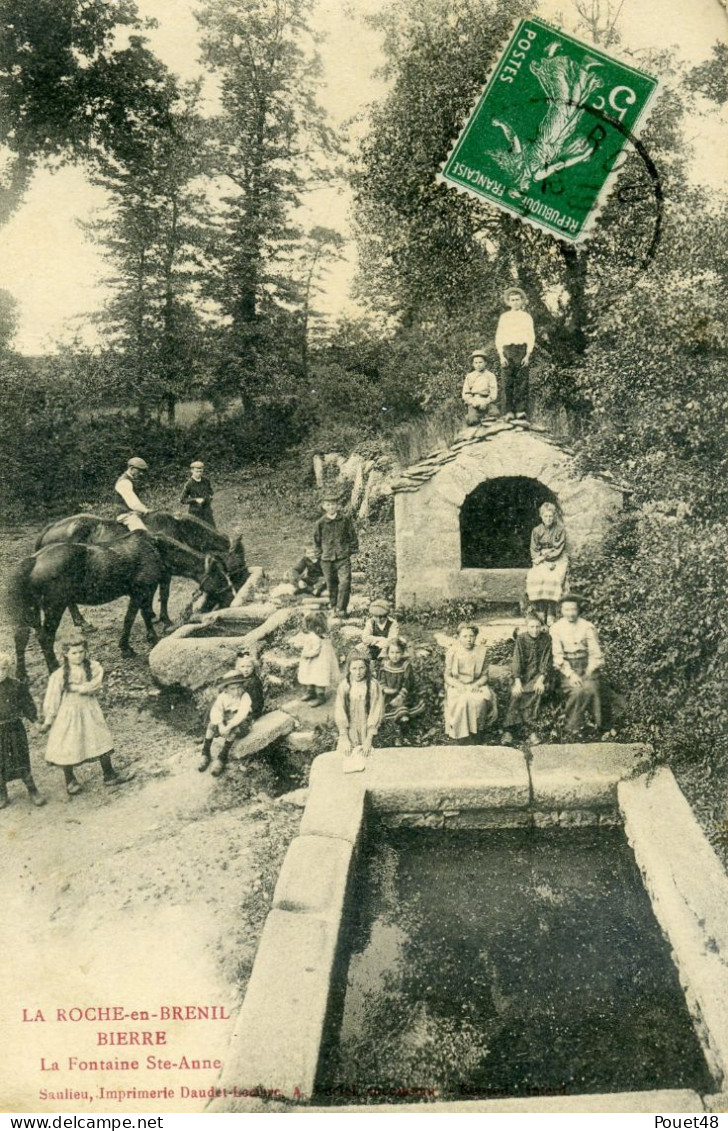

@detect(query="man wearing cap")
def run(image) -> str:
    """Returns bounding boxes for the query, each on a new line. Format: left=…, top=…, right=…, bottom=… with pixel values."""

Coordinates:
left=495, top=286, right=535, bottom=419
left=180, top=460, right=215, bottom=527
left=550, top=593, right=619, bottom=738
left=115, top=457, right=150, bottom=531
left=313, top=489, right=359, bottom=617
left=462, top=350, right=499, bottom=426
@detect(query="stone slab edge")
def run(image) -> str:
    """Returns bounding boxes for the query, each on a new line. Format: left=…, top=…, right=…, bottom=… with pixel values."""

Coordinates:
left=620, top=767, right=728, bottom=1089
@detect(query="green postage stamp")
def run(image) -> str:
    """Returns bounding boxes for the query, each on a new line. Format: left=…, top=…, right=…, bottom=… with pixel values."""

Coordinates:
left=438, top=17, right=659, bottom=242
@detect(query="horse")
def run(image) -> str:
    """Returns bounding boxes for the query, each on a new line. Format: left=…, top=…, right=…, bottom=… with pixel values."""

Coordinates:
left=34, top=512, right=247, bottom=626
left=8, top=532, right=234, bottom=678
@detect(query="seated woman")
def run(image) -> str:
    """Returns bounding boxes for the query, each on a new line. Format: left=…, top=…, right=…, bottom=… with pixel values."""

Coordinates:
left=444, top=623, right=498, bottom=742
left=502, top=609, right=553, bottom=746
left=526, top=501, right=569, bottom=624
left=549, top=593, right=622, bottom=739
left=380, top=637, right=425, bottom=738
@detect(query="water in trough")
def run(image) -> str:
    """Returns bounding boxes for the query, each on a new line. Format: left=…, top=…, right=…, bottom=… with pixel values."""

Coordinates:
left=317, top=826, right=713, bottom=1104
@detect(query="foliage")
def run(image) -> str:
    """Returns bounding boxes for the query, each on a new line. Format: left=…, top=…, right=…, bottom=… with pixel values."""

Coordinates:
left=0, top=0, right=176, bottom=221
left=84, top=87, right=217, bottom=421
left=195, top=0, right=341, bottom=404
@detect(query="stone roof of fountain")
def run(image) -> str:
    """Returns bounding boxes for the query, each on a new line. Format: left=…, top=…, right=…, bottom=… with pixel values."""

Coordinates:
left=389, top=418, right=632, bottom=496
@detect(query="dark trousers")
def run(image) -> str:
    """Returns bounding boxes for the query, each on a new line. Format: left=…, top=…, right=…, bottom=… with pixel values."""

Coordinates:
left=500, top=343, right=529, bottom=415
left=321, top=557, right=352, bottom=613
left=504, top=690, right=544, bottom=730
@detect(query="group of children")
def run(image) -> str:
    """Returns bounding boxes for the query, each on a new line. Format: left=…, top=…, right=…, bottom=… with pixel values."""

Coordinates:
left=462, top=285, right=536, bottom=425
left=0, top=631, right=134, bottom=808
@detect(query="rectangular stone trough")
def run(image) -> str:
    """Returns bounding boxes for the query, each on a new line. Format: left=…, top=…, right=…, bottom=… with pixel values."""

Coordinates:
left=211, top=744, right=728, bottom=1112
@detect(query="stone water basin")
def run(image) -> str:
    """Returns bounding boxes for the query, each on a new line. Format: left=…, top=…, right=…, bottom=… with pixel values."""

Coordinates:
left=211, top=745, right=728, bottom=1113
left=148, top=604, right=297, bottom=691
left=148, top=604, right=302, bottom=757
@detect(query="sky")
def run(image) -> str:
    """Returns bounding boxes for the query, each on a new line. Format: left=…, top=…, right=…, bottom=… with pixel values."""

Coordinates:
left=0, top=0, right=726, bottom=354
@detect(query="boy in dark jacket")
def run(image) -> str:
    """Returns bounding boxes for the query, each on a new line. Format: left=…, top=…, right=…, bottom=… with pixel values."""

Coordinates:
left=181, top=461, right=215, bottom=527
left=313, top=489, right=359, bottom=616
left=502, top=610, right=553, bottom=746
left=287, top=545, right=326, bottom=596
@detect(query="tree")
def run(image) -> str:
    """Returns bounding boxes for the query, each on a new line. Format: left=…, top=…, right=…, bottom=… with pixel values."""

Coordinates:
left=84, top=87, right=215, bottom=421
left=195, top=0, right=340, bottom=406
left=0, top=0, right=175, bottom=222
left=352, top=0, right=694, bottom=405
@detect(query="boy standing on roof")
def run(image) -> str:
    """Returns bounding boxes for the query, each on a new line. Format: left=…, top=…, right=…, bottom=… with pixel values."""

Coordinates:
left=495, top=286, right=535, bottom=420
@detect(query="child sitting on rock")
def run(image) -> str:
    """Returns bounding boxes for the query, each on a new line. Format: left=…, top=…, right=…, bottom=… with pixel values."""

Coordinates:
left=287, top=546, right=326, bottom=597
left=380, top=637, right=425, bottom=740
left=199, top=649, right=265, bottom=777
left=290, top=611, right=341, bottom=706
left=361, top=599, right=400, bottom=665
left=462, top=350, right=499, bottom=426
left=335, top=647, right=384, bottom=774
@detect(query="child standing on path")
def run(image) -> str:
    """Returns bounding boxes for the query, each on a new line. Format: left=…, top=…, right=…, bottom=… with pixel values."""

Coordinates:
left=291, top=612, right=341, bottom=705
left=495, top=286, right=535, bottom=419
left=313, top=488, right=359, bottom=618
left=0, top=651, right=45, bottom=809
left=461, top=349, right=499, bottom=426
left=199, top=651, right=265, bottom=777
left=41, top=632, right=134, bottom=796
left=180, top=460, right=216, bottom=527
left=335, top=649, right=384, bottom=774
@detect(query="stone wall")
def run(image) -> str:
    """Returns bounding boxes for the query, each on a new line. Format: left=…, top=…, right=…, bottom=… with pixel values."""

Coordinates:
left=211, top=742, right=669, bottom=1109
left=395, top=428, right=624, bottom=607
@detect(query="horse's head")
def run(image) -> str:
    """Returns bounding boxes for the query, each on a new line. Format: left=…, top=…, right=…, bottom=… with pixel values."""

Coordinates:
left=199, top=553, right=235, bottom=608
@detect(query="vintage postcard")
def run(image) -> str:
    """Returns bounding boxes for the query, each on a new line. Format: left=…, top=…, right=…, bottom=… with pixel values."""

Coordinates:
left=0, top=0, right=727, bottom=1118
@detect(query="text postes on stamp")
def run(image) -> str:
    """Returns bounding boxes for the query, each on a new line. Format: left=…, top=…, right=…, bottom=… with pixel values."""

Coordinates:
left=438, top=17, right=659, bottom=243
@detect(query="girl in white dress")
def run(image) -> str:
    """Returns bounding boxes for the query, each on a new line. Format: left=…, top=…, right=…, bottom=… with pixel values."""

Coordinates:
left=334, top=649, right=384, bottom=774
left=291, top=611, right=341, bottom=705
left=41, top=631, right=134, bottom=796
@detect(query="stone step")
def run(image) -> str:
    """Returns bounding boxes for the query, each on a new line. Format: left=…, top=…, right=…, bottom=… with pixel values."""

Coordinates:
left=282, top=696, right=336, bottom=729
left=231, top=709, right=297, bottom=760
left=286, top=729, right=317, bottom=753
left=262, top=651, right=300, bottom=673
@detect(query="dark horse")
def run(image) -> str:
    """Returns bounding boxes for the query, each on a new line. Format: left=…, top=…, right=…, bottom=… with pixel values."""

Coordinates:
left=34, top=512, right=248, bottom=625
left=9, top=531, right=234, bottom=678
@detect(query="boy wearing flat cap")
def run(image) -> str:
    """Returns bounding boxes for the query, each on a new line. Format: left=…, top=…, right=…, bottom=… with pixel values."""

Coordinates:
left=362, top=599, right=400, bottom=664
left=199, top=649, right=265, bottom=777
left=181, top=460, right=215, bottom=527
left=462, top=350, right=499, bottom=426
left=115, top=456, right=150, bottom=531
left=495, top=286, right=535, bottom=420
left=313, top=488, right=359, bottom=617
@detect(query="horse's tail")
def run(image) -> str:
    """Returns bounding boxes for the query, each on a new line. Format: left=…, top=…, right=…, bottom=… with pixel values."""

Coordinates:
left=1, top=556, right=39, bottom=630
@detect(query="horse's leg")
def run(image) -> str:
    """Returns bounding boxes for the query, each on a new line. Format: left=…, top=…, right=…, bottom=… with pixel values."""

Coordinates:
left=14, top=625, right=31, bottom=682
left=140, top=595, right=159, bottom=646
left=156, top=574, right=173, bottom=626
left=120, top=597, right=140, bottom=656
left=68, top=602, right=98, bottom=633
left=38, top=603, right=64, bottom=673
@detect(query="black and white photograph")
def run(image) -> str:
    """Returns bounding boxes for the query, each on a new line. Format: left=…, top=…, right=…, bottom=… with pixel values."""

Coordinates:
left=0, top=0, right=727, bottom=1117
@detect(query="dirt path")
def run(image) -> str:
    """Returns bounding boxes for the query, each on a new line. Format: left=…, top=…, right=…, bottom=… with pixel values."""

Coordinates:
left=0, top=468, right=314, bottom=1112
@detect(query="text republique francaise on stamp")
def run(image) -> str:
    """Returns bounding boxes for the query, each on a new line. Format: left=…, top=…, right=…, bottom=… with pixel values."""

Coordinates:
left=438, top=17, right=659, bottom=242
